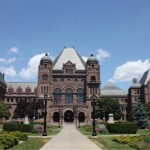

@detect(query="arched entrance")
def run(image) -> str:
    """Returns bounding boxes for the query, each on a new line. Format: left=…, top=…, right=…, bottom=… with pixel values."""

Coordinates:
left=53, top=112, right=60, bottom=122
left=64, top=110, right=74, bottom=122
left=79, top=112, right=85, bottom=122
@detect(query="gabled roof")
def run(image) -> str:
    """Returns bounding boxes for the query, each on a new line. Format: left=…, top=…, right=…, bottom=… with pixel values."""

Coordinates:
left=53, top=47, right=86, bottom=70
left=101, top=82, right=127, bottom=96
left=139, top=69, right=150, bottom=85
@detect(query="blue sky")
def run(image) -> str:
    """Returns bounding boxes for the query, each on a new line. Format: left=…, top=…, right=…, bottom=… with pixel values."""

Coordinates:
left=0, top=0, right=150, bottom=91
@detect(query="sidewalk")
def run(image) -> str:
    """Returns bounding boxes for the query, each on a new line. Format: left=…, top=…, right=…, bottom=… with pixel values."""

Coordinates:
left=40, top=123, right=102, bottom=150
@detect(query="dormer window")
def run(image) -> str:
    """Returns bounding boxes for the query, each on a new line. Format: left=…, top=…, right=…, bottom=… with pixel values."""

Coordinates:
left=26, top=86, right=31, bottom=95
left=8, top=87, right=14, bottom=94
left=63, top=61, right=76, bottom=74
left=66, top=69, right=73, bottom=74
left=17, top=86, right=22, bottom=95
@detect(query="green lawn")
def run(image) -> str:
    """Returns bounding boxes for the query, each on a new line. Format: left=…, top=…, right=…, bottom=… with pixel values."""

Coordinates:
left=9, top=137, right=50, bottom=150
left=78, top=126, right=140, bottom=150
left=90, top=136, right=136, bottom=150
left=9, top=127, right=61, bottom=150
left=28, top=127, right=61, bottom=136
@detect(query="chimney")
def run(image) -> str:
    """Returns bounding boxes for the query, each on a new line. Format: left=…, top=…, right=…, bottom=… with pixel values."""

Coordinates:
left=133, top=78, right=137, bottom=84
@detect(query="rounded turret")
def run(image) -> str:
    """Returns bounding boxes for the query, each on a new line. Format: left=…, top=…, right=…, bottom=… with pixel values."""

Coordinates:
left=40, top=53, right=52, bottom=64
left=86, top=54, right=98, bottom=64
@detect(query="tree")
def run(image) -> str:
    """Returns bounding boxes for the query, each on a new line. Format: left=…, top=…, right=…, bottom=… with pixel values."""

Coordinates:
left=96, top=98, right=122, bottom=121
left=145, top=102, right=150, bottom=119
left=0, top=100, right=10, bottom=119
left=13, top=99, right=44, bottom=120
left=132, top=101, right=148, bottom=129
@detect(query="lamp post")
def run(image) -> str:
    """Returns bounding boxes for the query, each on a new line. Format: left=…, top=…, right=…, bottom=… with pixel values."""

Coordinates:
left=78, top=110, right=80, bottom=128
left=58, top=105, right=63, bottom=128
left=87, top=81, right=100, bottom=136
left=42, top=94, right=47, bottom=136
left=73, top=105, right=78, bottom=127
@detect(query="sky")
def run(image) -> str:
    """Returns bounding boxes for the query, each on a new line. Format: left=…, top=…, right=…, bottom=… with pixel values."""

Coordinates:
left=0, top=0, right=150, bottom=91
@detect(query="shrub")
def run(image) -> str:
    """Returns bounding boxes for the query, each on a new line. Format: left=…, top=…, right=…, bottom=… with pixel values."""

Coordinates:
left=106, top=122, right=137, bottom=134
left=19, top=124, right=33, bottom=132
left=140, top=132, right=150, bottom=143
left=0, top=144, right=4, bottom=150
left=10, top=131, right=28, bottom=141
left=97, top=124, right=107, bottom=133
left=3, top=122, right=33, bottom=132
left=33, top=119, right=44, bottom=125
left=0, top=134, right=19, bottom=149
left=32, top=124, right=44, bottom=133
left=113, top=135, right=150, bottom=150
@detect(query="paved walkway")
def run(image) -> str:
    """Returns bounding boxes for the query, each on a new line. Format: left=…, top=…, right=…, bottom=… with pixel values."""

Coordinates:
left=40, top=123, right=102, bottom=150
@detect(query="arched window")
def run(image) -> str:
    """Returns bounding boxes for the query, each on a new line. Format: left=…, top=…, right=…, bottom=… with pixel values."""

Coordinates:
left=65, top=88, right=73, bottom=103
left=91, top=75, right=96, bottom=81
left=77, top=88, right=84, bottom=103
left=53, top=88, right=62, bottom=103
left=53, top=112, right=60, bottom=122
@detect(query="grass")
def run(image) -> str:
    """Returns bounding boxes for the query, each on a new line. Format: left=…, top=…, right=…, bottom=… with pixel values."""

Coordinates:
left=9, top=137, right=50, bottom=150
left=28, top=126, right=61, bottom=136
left=78, top=126, right=141, bottom=150
left=90, top=136, right=136, bottom=150
left=9, top=126, right=61, bottom=150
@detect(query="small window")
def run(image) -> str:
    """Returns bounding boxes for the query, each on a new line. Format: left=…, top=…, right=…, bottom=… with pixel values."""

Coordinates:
left=44, top=64, right=47, bottom=68
left=91, top=76, right=96, bottom=81
left=74, top=79, right=78, bottom=83
left=60, top=78, right=64, bottom=82
left=53, top=79, right=57, bottom=82
left=92, top=64, right=94, bottom=68
left=66, top=69, right=73, bottom=74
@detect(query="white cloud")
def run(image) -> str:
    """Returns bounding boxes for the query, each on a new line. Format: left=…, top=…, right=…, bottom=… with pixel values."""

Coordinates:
left=9, top=47, right=18, bottom=53
left=110, top=59, right=150, bottom=82
left=96, top=49, right=111, bottom=61
left=19, top=53, right=45, bottom=79
left=0, top=66, right=16, bottom=77
left=0, top=58, right=16, bottom=64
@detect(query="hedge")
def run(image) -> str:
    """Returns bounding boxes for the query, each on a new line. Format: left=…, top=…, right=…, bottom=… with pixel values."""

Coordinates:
left=3, top=122, right=33, bottom=132
left=0, top=134, right=19, bottom=149
left=106, top=122, right=137, bottom=134
left=10, top=131, right=28, bottom=141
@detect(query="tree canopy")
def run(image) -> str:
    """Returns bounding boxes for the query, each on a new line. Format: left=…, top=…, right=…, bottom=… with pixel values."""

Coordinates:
left=96, top=98, right=122, bottom=121
left=0, top=100, right=10, bottom=120
left=13, top=99, right=44, bottom=120
left=132, top=101, right=148, bottom=129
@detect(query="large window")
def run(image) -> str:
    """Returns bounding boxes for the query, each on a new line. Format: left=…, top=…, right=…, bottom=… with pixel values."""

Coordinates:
left=65, top=88, right=73, bottom=103
left=77, top=88, right=84, bottom=103
left=54, top=88, right=62, bottom=103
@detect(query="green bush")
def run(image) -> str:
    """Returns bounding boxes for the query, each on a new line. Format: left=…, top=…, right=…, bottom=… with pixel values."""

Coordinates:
left=113, top=135, right=150, bottom=150
left=19, top=124, right=33, bottom=132
left=0, top=144, right=4, bottom=150
left=140, top=132, right=150, bottom=143
left=3, top=122, right=33, bottom=132
left=0, top=134, right=19, bottom=149
left=106, top=122, right=137, bottom=134
left=80, top=125, right=93, bottom=132
left=10, top=131, right=28, bottom=141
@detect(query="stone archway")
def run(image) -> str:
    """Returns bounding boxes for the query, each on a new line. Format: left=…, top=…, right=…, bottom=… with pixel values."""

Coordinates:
left=64, top=110, right=74, bottom=122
